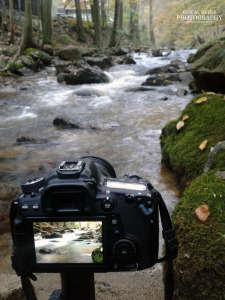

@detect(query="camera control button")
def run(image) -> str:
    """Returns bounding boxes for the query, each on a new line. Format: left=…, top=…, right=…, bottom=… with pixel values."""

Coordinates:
left=32, top=203, right=39, bottom=211
left=125, top=194, right=134, bottom=203
left=101, top=197, right=114, bottom=212
left=22, top=203, right=29, bottom=210
left=136, top=197, right=143, bottom=204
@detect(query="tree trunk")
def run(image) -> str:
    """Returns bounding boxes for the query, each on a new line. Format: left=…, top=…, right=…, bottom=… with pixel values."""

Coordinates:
left=74, top=0, right=86, bottom=42
left=109, top=0, right=120, bottom=48
left=38, top=0, right=52, bottom=46
left=9, top=0, right=15, bottom=43
left=20, top=0, right=33, bottom=54
left=129, top=0, right=139, bottom=41
left=101, top=0, right=107, bottom=29
left=1, top=0, right=7, bottom=35
left=91, top=0, right=102, bottom=48
left=119, top=0, right=123, bottom=30
left=149, top=0, right=155, bottom=45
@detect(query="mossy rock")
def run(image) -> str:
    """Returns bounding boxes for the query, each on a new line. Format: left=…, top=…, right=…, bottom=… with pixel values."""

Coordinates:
left=24, top=48, right=52, bottom=65
left=91, top=246, right=103, bottom=263
left=190, top=41, right=225, bottom=93
left=172, top=170, right=225, bottom=299
left=160, top=93, right=225, bottom=184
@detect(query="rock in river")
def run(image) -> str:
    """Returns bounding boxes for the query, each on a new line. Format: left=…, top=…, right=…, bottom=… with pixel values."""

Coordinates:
left=64, top=66, right=109, bottom=85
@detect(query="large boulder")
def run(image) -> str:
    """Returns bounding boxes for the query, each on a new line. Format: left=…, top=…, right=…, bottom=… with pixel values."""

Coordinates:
left=190, top=40, right=225, bottom=93
left=84, top=56, right=113, bottom=70
left=58, top=45, right=82, bottom=61
left=142, top=74, right=180, bottom=86
left=64, top=67, right=109, bottom=85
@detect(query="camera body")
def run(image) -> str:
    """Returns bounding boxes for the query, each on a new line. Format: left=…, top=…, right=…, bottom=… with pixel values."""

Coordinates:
left=11, top=156, right=160, bottom=275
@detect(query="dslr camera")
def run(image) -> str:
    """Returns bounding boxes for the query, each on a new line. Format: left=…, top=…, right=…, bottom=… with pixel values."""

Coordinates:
left=11, top=156, right=177, bottom=276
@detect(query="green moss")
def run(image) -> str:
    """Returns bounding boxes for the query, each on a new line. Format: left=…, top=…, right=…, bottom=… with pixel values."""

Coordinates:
left=59, top=34, right=75, bottom=45
left=190, top=41, right=225, bottom=73
left=189, top=41, right=217, bottom=63
left=91, top=246, right=103, bottom=263
left=172, top=170, right=225, bottom=299
left=8, top=62, right=23, bottom=73
left=160, top=93, right=225, bottom=182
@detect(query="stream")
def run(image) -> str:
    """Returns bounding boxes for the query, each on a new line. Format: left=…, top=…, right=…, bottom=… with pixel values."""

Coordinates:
left=1, top=50, right=194, bottom=279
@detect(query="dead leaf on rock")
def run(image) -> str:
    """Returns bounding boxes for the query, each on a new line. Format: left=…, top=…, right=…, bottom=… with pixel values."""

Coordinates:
left=176, top=120, right=184, bottom=131
left=182, top=115, right=189, bottom=121
left=199, top=139, right=208, bottom=151
left=196, top=97, right=207, bottom=104
left=206, top=92, right=216, bottom=95
left=195, top=205, right=210, bottom=221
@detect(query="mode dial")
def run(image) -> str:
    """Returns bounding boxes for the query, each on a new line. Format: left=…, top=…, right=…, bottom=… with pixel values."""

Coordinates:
left=21, top=177, right=45, bottom=194
left=112, top=239, right=137, bottom=263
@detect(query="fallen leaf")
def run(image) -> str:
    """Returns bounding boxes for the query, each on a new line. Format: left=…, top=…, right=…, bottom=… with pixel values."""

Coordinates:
left=206, top=92, right=216, bottom=95
left=195, top=205, right=210, bottom=221
left=153, top=80, right=156, bottom=83
left=199, top=139, right=208, bottom=151
left=182, top=115, right=189, bottom=121
left=176, top=120, right=184, bottom=131
left=196, top=97, right=207, bottom=104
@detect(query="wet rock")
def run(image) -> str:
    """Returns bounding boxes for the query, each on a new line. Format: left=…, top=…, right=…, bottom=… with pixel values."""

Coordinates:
left=16, top=136, right=48, bottom=144
left=54, top=59, right=72, bottom=75
left=190, top=41, right=225, bottom=93
left=145, top=63, right=183, bottom=76
left=0, top=85, right=19, bottom=94
left=142, top=74, right=180, bottom=86
left=122, top=55, right=136, bottom=65
left=85, top=56, right=113, bottom=70
left=39, top=248, right=54, bottom=254
left=0, top=58, right=6, bottom=70
left=114, top=47, right=129, bottom=56
left=58, top=45, right=82, bottom=61
left=25, top=49, right=52, bottom=66
left=179, top=72, right=193, bottom=84
left=64, top=67, right=109, bottom=85
left=176, top=88, right=188, bottom=97
left=161, top=96, right=169, bottom=101
left=126, top=87, right=155, bottom=92
left=0, top=274, right=25, bottom=300
left=20, top=55, right=38, bottom=71
left=2, top=44, right=19, bottom=57
left=57, top=72, right=67, bottom=83
left=53, top=115, right=81, bottom=129
left=152, top=49, right=163, bottom=57
left=42, top=232, right=63, bottom=239
left=17, top=66, right=34, bottom=76
left=0, top=182, right=20, bottom=235
left=170, top=59, right=186, bottom=69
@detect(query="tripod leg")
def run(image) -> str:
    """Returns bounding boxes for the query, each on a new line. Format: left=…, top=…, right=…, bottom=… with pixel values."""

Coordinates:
left=60, top=272, right=95, bottom=300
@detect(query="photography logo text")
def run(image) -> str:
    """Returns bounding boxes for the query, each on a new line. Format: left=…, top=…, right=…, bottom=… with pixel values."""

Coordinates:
left=177, top=10, right=223, bottom=23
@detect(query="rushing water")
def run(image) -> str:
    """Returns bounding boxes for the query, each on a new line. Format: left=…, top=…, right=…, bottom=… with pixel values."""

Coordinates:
left=0, top=50, right=194, bottom=279
left=0, top=51, right=194, bottom=214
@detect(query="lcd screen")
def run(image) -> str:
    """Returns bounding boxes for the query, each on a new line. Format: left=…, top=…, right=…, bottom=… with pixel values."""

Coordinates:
left=33, top=221, right=103, bottom=264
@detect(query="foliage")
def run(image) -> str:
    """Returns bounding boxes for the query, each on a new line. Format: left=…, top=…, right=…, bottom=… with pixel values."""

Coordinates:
left=59, top=34, right=76, bottom=45
left=160, top=93, right=225, bottom=182
left=172, top=170, right=225, bottom=299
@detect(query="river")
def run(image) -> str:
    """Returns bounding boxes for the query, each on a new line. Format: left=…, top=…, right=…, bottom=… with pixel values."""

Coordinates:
left=1, top=50, right=193, bottom=297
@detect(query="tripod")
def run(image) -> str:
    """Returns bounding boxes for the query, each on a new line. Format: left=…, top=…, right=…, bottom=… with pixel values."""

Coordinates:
left=49, top=272, right=95, bottom=300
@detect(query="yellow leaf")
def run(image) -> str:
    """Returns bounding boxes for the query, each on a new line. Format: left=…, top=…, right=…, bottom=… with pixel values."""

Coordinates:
left=206, top=92, right=216, bottom=95
left=176, top=120, right=184, bottom=131
left=199, top=139, right=208, bottom=151
left=153, top=80, right=156, bottom=83
left=195, top=205, right=210, bottom=221
left=182, top=115, right=189, bottom=121
left=196, top=97, right=207, bottom=104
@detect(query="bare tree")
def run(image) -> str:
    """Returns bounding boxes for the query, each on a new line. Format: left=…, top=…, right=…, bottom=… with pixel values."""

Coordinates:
left=74, top=0, right=86, bottom=42
left=1, top=0, right=7, bottom=35
left=149, top=0, right=155, bottom=45
left=20, top=0, right=33, bottom=54
left=129, top=0, right=139, bottom=41
left=9, top=0, right=15, bottom=43
left=109, top=0, right=121, bottom=47
left=38, top=0, right=52, bottom=46
left=91, top=0, right=102, bottom=48
left=101, top=0, right=107, bottom=29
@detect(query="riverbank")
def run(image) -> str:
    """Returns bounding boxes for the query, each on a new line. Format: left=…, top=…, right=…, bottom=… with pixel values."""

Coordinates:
left=161, top=89, right=225, bottom=298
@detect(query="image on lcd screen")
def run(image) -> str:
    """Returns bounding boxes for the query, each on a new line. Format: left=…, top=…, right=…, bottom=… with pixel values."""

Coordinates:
left=33, top=221, right=103, bottom=264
